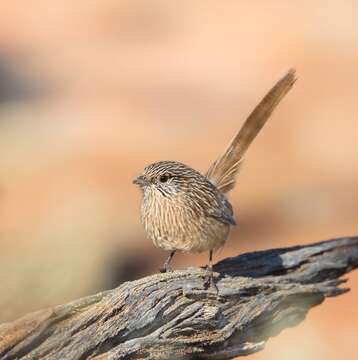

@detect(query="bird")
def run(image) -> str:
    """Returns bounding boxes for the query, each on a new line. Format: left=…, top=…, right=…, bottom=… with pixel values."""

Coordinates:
left=133, top=69, right=296, bottom=289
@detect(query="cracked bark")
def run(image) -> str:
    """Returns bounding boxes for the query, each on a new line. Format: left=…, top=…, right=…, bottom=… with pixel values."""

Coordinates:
left=0, top=236, right=357, bottom=360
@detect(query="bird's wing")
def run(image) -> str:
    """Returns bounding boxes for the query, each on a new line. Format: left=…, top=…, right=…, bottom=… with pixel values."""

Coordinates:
left=205, top=193, right=236, bottom=226
left=206, top=69, right=297, bottom=194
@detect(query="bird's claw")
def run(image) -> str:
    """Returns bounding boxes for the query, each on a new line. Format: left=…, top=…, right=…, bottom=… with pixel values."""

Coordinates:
left=159, top=266, right=172, bottom=273
left=203, top=272, right=218, bottom=293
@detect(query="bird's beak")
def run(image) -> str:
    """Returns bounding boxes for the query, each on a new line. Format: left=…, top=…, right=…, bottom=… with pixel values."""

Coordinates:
left=133, top=175, right=147, bottom=187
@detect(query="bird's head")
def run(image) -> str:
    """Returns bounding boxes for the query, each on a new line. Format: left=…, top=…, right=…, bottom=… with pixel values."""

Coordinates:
left=133, top=161, right=203, bottom=198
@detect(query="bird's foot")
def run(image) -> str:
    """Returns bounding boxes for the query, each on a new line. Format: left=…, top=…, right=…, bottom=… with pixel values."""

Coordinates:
left=203, top=271, right=218, bottom=293
left=159, top=266, right=172, bottom=273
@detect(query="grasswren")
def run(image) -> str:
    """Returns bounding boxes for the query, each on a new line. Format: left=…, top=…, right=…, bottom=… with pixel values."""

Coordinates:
left=134, top=70, right=296, bottom=289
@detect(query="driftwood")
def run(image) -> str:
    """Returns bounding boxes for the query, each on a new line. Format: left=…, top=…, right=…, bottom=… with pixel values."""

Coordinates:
left=0, top=236, right=357, bottom=360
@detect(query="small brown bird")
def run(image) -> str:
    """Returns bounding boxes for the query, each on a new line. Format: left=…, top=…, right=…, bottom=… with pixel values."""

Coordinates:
left=133, top=69, right=296, bottom=288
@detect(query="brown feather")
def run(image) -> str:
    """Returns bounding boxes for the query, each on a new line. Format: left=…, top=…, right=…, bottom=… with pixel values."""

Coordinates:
left=206, top=69, right=297, bottom=193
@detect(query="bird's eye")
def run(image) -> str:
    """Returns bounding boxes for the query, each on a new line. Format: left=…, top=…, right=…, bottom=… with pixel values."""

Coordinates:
left=159, top=174, right=170, bottom=183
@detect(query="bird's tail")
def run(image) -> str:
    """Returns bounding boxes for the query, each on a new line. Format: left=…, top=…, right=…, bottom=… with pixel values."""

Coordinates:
left=206, top=69, right=297, bottom=193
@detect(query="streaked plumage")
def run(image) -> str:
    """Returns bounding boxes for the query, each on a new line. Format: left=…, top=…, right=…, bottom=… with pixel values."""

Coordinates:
left=137, top=161, right=235, bottom=253
left=133, top=69, right=297, bottom=285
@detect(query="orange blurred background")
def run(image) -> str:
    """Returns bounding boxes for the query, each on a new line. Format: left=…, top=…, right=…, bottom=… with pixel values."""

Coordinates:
left=0, top=1, right=357, bottom=359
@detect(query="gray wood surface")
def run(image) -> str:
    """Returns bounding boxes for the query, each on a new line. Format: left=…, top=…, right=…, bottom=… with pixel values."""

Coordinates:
left=1, top=236, right=357, bottom=360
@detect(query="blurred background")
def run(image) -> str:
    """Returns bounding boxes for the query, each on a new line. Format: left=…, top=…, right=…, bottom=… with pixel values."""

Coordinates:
left=0, top=1, right=357, bottom=359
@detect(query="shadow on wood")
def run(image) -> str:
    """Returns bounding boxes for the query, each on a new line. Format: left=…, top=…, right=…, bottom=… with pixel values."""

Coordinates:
left=0, top=236, right=357, bottom=360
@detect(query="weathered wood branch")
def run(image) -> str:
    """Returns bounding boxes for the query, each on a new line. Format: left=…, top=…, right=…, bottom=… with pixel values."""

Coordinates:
left=1, top=236, right=357, bottom=360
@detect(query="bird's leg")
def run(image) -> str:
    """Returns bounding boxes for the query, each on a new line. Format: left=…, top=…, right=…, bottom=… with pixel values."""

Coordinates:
left=160, top=251, right=176, bottom=273
left=204, top=250, right=218, bottom=292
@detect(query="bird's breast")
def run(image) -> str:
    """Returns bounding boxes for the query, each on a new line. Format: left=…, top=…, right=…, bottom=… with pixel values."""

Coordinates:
left=140, top=192, right=230, bottom=252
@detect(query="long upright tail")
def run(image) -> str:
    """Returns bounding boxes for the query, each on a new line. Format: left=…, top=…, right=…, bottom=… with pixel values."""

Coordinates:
left=206, top=69, right=297, bottom=194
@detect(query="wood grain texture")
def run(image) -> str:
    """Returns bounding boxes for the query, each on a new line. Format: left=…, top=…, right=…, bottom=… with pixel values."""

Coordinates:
left=1, top=236, right=357, bottom=360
